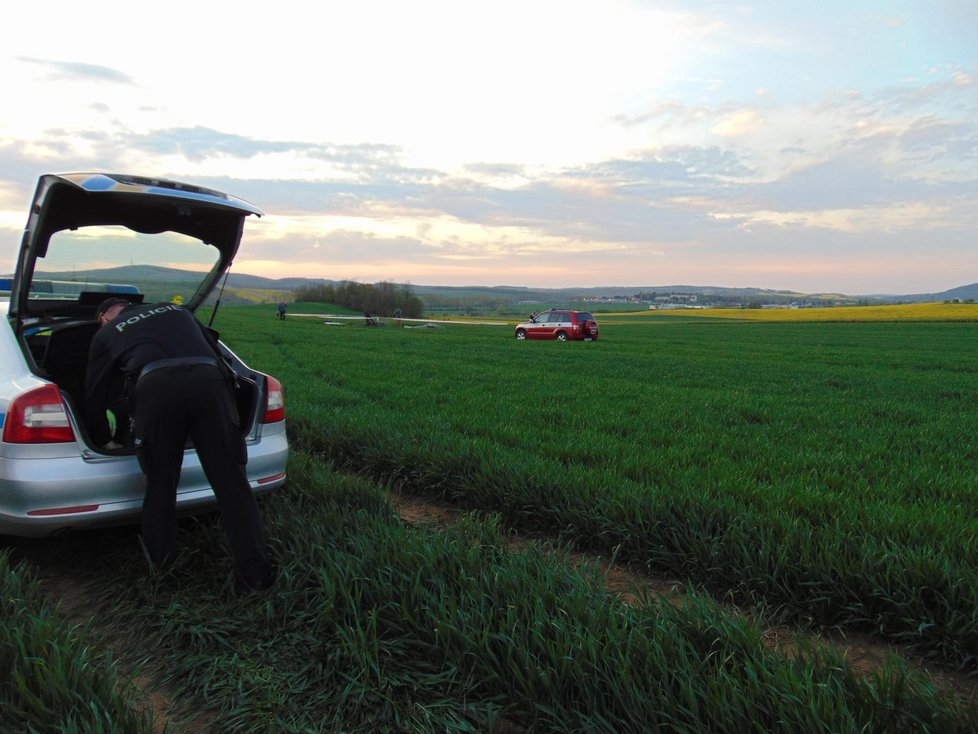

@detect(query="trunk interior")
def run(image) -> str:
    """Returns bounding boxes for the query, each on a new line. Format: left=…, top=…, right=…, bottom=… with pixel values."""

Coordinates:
left=22, top=320, right=260, bottom=450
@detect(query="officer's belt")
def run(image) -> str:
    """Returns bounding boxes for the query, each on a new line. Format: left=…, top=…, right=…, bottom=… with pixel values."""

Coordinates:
left=138, top=356, right=221, bottom=381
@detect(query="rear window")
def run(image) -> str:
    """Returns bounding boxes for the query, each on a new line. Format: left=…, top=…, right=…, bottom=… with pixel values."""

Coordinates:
left=577, top=313, right=595, bottom=322
left=28, top=227, right=220, bottom=307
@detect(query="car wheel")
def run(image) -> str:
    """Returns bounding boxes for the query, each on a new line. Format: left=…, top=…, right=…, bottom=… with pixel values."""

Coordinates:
left=515, top=329, right=527, bottom=340
left=555, top=331, right=568, bottom=342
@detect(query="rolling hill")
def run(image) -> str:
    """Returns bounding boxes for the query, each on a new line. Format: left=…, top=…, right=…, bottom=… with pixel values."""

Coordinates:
left=28, top=265, right=976, bottom=307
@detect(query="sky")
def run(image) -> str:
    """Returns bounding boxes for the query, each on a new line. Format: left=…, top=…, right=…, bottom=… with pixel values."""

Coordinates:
left=1, top=1, right=976, bottom=295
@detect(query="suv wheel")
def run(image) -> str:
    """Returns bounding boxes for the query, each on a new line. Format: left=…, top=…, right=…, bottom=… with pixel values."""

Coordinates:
left=515, top=329, right=527, bottom=340
left=555, top=331, right=568, bottom=342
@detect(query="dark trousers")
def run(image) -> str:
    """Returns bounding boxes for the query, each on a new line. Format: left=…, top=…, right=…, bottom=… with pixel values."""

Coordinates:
left=133, top=363, right=272, bottom=584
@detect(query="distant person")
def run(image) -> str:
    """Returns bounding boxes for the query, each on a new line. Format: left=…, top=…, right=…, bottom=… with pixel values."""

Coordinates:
left=84, top=298, right=277, bottom=594
left=277, top=301, right=287, bottom=320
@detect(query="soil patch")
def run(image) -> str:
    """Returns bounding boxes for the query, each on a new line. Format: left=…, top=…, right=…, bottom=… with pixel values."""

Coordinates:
left=389, top=490, right=978, bottom=705
left=7, top=532, right=216, bottom=734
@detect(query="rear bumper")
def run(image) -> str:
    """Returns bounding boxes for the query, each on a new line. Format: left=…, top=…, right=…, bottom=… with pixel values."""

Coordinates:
left=0, top=424, right=288, bottom=538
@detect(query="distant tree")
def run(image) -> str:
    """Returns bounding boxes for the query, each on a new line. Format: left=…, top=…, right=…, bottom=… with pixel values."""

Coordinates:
left=294, top=283, right=336, bottom=303
left=294, top=280, right=423, bottom=318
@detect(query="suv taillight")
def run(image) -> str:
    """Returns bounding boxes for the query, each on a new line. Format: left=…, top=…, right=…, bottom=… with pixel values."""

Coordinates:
left=3, top=384, right=76, bottom=443
left=262, top=375, right=285, bottom=424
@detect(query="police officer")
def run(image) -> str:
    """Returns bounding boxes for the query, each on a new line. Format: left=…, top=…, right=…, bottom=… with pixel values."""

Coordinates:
left=84, top=298, right=277, bottom=593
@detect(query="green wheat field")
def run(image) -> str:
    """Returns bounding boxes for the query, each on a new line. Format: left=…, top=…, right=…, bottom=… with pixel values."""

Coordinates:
left=3, top=306, right=978, bottom=733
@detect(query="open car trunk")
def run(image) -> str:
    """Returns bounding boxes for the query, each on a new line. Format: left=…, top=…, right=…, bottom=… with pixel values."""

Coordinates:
left=2, top=173, right=267, bottom=451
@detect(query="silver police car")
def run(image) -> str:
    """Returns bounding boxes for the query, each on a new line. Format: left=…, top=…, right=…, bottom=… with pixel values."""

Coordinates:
left=0, top=173, right=288, bottom=537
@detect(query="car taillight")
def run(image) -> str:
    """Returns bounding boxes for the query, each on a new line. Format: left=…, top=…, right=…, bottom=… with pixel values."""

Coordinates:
left=3, top=384, right=76, bottom=443
left=262, top=375, right=285, bottom=424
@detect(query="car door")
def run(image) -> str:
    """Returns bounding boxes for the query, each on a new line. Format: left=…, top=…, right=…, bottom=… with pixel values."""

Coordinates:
left=550, top=311, right=572, bottom=339
left=526, top=311, right=553, bottom=339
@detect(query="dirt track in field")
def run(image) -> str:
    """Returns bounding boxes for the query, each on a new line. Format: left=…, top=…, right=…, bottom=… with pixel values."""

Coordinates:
left=388, top=491, right=978, bottom=706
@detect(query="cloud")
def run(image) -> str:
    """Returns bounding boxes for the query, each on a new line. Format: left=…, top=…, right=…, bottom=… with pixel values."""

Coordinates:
left=898, top=116, right=977, bottom=167
left=711, top=109, right=763, bottom=137
left=590, top=147, right=754, bottom=182
left=123, top=126, right=409, bottom=168
left=17, top=56, right=134, bottom=84
left=243, top=229, right=439, bottom=265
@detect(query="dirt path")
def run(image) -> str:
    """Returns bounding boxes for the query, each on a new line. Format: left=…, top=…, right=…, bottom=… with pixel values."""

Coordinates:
left=10, top=535, right=216, bottom=734
left=387, top=490, right=978, bottom=705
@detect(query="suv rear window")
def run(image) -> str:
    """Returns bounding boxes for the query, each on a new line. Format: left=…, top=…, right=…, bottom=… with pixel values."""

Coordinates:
left=577, top=313, right=594, bottom=322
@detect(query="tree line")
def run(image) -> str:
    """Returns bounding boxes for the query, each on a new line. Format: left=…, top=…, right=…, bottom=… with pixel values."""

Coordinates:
left=294, top=280, right=424, bottom=318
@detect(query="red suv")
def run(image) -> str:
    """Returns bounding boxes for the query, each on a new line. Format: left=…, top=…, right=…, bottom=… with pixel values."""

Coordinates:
left=514, top=310, right=599, bottom=341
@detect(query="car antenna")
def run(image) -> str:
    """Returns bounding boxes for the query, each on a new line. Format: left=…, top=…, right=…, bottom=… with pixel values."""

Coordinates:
left=208, top=265, right=232, bottom=329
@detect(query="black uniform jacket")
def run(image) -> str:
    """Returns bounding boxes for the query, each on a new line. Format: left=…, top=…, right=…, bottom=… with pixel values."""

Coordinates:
left=84, top=303, right=221, bottom=447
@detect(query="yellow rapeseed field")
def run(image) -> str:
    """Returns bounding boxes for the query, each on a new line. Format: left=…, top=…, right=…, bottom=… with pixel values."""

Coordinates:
left=225, top=286, right=293, bottom=303
left=617, top=302, right=978, bottom=322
